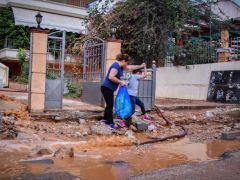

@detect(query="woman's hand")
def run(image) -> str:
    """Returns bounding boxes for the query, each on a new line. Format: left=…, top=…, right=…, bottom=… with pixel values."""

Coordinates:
left=120, top=80, right=127, bottom=86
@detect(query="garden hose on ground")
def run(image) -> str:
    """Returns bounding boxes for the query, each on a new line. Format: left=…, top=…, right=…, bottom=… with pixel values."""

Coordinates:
left=137, top=105, right=188, bottom=145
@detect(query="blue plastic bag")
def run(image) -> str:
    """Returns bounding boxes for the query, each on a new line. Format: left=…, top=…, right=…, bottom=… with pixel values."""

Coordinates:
left=115, top=86, right=132, bottom=119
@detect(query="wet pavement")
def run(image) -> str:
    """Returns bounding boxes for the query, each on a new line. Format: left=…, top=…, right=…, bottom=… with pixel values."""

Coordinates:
left=0, top=138, right=239, bottom=179
left=131, top=150, right=240, bottom=180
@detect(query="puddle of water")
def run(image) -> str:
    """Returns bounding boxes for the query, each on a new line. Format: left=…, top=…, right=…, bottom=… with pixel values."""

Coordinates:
left=0, top=138, right=240, bottom=179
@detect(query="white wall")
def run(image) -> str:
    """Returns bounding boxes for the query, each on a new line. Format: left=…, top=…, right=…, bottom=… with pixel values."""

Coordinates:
left=156, top=61, right=240, bottom=100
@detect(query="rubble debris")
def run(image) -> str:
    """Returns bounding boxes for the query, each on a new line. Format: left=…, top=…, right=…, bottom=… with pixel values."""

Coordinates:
left=0, top=115, right=18, bottom=139
left=91, top=124, right=112, bottom=136
left=79, top=119, right=87, bottom=125
left=234, top=123, right=240, bottom=129
left=74, top=132, right=82, bottom=138
left=148, top=124, right=156, bottom=131
left=125, top=130, right=135, bottom=139
left=36, top=148, right=53, bottom=156
left=53, top=147, right=74, bottom=159
left=225, top=108, right=240, bottom=118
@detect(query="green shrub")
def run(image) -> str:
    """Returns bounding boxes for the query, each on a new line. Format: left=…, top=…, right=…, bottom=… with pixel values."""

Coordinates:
left=64, top=83, right=82, bottom=98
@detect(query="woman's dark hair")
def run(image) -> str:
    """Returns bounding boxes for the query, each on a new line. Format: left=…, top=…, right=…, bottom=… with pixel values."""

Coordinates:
left=116, top=53, right=132, bottom=62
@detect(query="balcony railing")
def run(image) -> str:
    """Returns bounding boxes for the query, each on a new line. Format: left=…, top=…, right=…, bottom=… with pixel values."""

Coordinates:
left=49, top=0, right=89, bottom=8
left=0, top=38, right=15, bottom=49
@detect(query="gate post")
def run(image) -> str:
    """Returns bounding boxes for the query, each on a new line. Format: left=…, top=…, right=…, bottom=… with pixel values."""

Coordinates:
left=105, top=39, right=122, bottom=75
left=218, top=30, right=230, bottom=62
left=28, top=29, right=48, bottom=112
left=151, top=60, right=157, bottom=108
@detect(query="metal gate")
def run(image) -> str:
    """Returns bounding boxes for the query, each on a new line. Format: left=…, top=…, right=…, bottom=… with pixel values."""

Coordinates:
left=45, top=31, right=66, bottom=109
left=81, top=37, right=105, bottom=106
left=138, top=62, right=156, bottom=110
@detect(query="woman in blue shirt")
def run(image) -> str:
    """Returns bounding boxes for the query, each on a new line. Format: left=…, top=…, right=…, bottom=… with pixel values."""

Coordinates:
left=101, top=54, right=144, bottom=128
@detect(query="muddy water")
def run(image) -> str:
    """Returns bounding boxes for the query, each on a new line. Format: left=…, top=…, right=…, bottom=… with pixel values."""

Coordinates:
left=0, top=138, right=240, bottom=180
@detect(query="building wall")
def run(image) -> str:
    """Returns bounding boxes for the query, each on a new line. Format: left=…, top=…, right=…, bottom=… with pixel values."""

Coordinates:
left=1, top=61, right=21, bottom=78
left=156, top=61, right=240, bottom=100
left=213, top=0, right=240, bottom=20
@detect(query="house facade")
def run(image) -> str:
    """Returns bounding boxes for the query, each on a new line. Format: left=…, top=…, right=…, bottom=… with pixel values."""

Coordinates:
left=0, top=0, right=89, bottom=80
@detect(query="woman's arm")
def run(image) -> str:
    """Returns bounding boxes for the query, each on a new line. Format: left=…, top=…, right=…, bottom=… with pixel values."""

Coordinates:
left=126, top=63, right=145, bottom=71
left=109, top=68, right=126, bottom=86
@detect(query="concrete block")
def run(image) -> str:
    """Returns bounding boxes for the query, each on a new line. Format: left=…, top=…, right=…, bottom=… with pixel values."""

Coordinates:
left=134, top=121, right=148, bottom=131
left=106, top=41, right=121, bottom=60
left=32, top=54, right=47, bottom=73
left=31, top=93, right=45, bottom=112
left=31, top=73, right=46, bottom=93
left=221, top=131, right=240, bottom=140
left=32, top=32, right=48, bottom=54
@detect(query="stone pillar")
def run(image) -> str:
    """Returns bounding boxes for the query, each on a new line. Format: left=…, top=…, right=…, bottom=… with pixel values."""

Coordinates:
left=105, top=39, right=122, bottom=75
left=218, top=30, right=230, bottom=62
left=29, top=29, right=48, bottom=112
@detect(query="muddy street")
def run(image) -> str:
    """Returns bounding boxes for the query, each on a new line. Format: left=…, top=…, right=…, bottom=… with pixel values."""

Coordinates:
left=0, top=93, right=240, bottom=179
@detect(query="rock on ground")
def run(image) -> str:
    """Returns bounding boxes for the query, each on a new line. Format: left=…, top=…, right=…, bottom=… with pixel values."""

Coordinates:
left=53, top=147, right=74, bottom=159
left=91, top=124, right=112, bottom=136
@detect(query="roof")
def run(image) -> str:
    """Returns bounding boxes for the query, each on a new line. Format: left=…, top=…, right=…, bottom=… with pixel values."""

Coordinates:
left=12, top=7, right=86, bottom=33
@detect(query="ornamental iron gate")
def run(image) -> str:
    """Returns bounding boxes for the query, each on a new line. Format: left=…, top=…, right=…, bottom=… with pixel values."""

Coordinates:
left=45, top=31, right=66, bottom=109
left=81, top=37, right=105, bottom=106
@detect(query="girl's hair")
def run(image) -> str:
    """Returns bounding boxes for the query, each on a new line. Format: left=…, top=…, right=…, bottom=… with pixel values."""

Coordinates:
left=116, top=53, right=132, bottom=62
left=132, top=69, right=142, bottom=74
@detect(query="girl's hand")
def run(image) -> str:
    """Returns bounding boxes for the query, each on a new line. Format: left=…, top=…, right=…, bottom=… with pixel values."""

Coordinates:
left=120, top=80, right=126, bottom=86
left=141, top=63, right=146, bottom=68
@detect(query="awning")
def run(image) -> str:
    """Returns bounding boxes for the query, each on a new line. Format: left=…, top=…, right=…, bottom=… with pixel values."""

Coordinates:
left=12, top=7, right=86, bottom=33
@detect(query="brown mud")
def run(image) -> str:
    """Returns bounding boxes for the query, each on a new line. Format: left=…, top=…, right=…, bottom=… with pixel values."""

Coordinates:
left=0, top=93, right=240, bottom=179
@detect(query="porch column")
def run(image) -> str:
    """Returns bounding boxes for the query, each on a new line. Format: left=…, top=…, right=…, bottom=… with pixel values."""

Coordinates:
left=105, top=39, right=122, bottom=75
left=218, top=30, right=230, bottom=62
left=29, top=29, right=48, bottom=112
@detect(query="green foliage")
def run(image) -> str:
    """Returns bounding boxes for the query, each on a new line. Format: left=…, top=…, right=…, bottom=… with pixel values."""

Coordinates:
left=17, top=48, right=27, bottom=65
left=15, top=76, right=28, bottom=84
left=87, top=0, right=222, bottom=66
left=64, top=83, right=82, bottom=98
left=15, top=48, right=29, bottom=84
left=87, top=0, right=196, bottom=65
left=0, top=7, right=29, bottom=49
left=46, top=71, right=58, bottom=80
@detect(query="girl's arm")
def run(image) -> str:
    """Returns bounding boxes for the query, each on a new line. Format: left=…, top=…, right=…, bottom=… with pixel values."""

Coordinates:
left=109, top=68, right=126, bottom=86
left=126, top=63, right=145, bottom=70
left=140, top=64, right=147, bottom=80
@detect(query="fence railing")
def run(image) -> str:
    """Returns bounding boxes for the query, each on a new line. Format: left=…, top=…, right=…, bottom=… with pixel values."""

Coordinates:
left=49, top=0, right=89, bottom=7
left=164, top=40, right=219, bottom=67
left=229, top=36, right=240, bottom=61
left=165, top=37, right=240, bottom=67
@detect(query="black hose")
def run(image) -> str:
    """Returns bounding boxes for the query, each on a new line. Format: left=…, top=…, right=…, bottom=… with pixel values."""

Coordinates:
left=136, top=106, right=188, bottom=145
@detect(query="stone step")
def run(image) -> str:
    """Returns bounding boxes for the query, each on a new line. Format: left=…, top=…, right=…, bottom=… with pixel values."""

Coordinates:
left=221, top=131, right=240, bottom=140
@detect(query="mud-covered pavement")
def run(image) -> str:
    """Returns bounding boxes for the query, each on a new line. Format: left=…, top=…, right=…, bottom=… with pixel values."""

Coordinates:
left=0, top=92, right=240, bottom=179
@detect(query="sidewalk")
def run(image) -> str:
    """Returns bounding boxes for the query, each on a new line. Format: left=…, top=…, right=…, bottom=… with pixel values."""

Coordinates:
left=0, top=89, right=103, bottom=112
left=155, top=97, right=235, bottom=110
